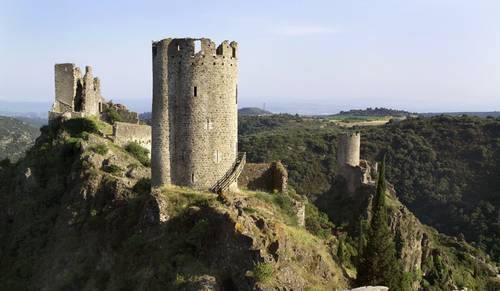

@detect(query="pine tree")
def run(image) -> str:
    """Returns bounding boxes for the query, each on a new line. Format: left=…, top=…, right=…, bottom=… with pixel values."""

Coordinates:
left=357, top=157, right=407, bottom=290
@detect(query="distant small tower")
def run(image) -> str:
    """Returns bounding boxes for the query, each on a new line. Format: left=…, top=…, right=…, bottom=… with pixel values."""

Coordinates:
left=337, top=132, right=361, bottom=168
left=151, top=38, right=239, bottom=190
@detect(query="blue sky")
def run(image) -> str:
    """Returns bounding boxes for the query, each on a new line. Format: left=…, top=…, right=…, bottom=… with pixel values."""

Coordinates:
left=1, top=0, right=499, bottom=114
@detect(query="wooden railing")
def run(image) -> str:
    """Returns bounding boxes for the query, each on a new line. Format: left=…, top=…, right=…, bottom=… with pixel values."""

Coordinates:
left=210, top=152, right=246, bottom=194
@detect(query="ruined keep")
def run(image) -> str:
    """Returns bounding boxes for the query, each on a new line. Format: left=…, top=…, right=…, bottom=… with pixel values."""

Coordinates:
left=50, top=64, right=103, bottom=120
left=151, top=38, right=240, bottom=190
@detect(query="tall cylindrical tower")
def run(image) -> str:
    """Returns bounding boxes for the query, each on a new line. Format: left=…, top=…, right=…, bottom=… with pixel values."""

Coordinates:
left=337, top=132, right=361, bottom=168
left=151, top=38, right=238, bottom=189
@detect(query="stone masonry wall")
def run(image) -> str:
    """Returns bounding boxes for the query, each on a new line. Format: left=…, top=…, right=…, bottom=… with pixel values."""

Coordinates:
left=112, top=122, right=151, bottom=152
left=54, top=63, right=80, bottom=113
left=51, top=64, right=103, bottom=120
left=238, top=161, right=288, bottom=193
left=152, top=38, right=238, bottom=189
left=337, top=132, right=360, bottom=168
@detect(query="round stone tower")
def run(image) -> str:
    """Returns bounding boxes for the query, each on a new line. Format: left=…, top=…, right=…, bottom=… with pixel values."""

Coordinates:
left=151, top=38, right=239, bottom=189
left=337, top=132, right=361, bottom=168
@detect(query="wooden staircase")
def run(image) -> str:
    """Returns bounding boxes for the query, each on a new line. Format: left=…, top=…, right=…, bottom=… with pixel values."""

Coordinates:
left=210, top=152, right=246, bottom=194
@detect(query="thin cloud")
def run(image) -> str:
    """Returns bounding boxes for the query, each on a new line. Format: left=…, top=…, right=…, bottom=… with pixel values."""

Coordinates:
left=272, top=24, right=338, bottom=36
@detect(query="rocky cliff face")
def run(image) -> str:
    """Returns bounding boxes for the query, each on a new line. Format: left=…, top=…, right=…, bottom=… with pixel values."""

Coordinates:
left=317, top=179, right=498, bottom=290
left=0, top=120, right=349, bottom=290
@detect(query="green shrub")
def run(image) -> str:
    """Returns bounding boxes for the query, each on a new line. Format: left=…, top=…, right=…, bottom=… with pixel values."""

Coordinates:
left=105, top=106, right=123, bottom=124
left=252, top=262, right=273, bottom=283
left=62, top=118, right=99, bottom=136
left=305, top=203, right=334, bottom=239
left=125, top=142, right=151, bottom=167
left=89, top=143, right=108, bottom=155
left=103, top=164, right=122, bottom=175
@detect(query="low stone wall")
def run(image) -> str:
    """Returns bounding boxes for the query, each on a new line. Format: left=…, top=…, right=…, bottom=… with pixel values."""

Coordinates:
left=112, top=122, right=151, bottom=152
left=238, top=161, right=288, bottom=193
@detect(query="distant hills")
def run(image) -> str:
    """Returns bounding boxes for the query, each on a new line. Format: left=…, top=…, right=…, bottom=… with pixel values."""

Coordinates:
left=139, top=107, right=273, bottom=124
left=238, top=107, right=272, bottom=116
left=335, top=107, right=415, bottom=117
left=420, top=111, right=500, bottom=118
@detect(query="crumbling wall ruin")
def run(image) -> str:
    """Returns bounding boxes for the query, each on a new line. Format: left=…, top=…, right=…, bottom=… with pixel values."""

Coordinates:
left=50, top=64, right=103, bottom=120
left=238, top=161, right=288, bottom=193
left=112, top=122, right=151, bottom=153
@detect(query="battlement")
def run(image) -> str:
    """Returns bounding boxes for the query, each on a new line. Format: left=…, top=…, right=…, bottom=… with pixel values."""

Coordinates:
left=152, top=38, right=238, bottom=60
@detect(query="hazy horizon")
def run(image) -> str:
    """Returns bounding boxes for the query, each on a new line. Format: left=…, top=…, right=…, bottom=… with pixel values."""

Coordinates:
left=1, top=0, right=500, bottom=113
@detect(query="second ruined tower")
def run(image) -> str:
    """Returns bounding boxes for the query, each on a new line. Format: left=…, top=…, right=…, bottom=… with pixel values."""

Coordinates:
left=337, top=132, right=361, bottom=168
left=151, top=38, right=239, bottom=189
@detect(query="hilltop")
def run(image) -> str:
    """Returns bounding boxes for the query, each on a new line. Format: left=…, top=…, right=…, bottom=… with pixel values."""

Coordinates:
left=0, top=119, right=349, bottom=290
left=335, top=107, right=414, bottom=117
left=238, top=107, right=273, bottom=116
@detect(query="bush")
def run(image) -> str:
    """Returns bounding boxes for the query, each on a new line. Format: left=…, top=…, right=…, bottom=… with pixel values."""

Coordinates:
left=105, top=106, right=123, bottom=124
left=252, top=262, right=273, bottom=283
left=125, top=142, right=151, bottom=167
left=62, top=118, right=99, bottom=136
left=89, top=143, right=108, bottom=155
left=103, top=164, right=122, bottom=175
left=305, top=203, right=334, bottom=239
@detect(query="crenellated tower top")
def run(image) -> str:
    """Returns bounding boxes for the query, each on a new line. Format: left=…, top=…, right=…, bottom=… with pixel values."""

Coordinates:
left=152, top=38, right=238, bottom=60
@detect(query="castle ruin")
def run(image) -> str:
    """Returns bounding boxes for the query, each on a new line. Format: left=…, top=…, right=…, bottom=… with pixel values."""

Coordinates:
left=337, top=132, right=361, bottom=168
left=336, top=132, right=376, bottom=193
left=151, top=38, right=241, bottom=190
left=50, top=64, right=103, bottom=120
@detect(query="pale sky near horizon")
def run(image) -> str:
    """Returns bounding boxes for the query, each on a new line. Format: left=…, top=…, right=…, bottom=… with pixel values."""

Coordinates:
left=1, top=0, right=499, bottom=114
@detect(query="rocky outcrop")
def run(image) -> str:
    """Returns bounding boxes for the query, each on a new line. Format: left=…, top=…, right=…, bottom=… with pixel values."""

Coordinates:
left=317, top=178, right=498, bottom=290
left=0, top=126, right=350, bottom=290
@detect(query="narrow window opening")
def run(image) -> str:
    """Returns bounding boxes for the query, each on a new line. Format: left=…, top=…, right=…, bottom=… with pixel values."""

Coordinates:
left=74, top=80, right=84, bottom=112
left=191, top=173, right=195, bottom=183
left=232, top=47, right=236, bottom=58
left=194, top=40, right=202, bottom=54
left=177, top=44, right=180, bottom=51
left=206, top=118, right=213, bottom=130
left=194, top=86, right=197, bottom=97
